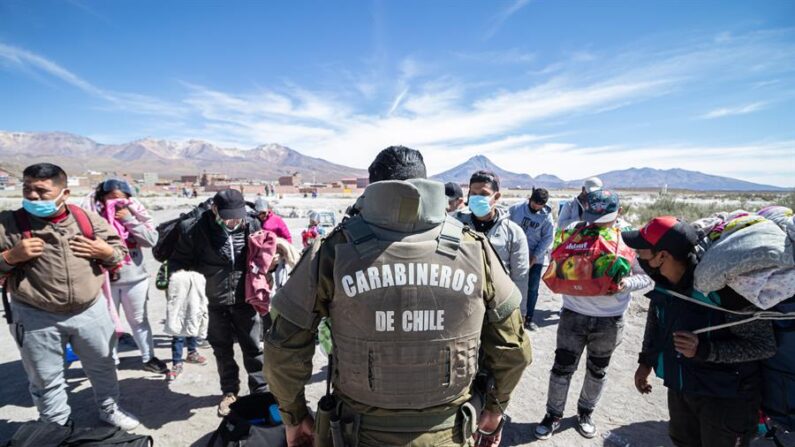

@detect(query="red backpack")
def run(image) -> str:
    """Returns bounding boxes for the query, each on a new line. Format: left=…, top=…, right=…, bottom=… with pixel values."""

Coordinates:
left=543, top=223, right=636, bottom=296
left=1, top=205, right=97, bottom=324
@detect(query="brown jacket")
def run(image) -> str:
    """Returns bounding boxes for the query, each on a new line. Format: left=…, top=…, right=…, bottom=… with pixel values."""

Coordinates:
left=0, top=208, right=127, bottom=313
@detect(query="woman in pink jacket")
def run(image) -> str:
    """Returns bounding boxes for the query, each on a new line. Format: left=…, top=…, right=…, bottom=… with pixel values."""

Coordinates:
left=253, top=197, right=292, bottom=243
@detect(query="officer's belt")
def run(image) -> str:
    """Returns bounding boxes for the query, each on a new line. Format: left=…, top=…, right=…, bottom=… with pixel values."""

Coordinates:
left=351, top=407, right=459, bottom=433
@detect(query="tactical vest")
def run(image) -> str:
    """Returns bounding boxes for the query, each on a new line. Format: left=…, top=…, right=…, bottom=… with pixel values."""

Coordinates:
left=329, top=180, right=487, bottom=409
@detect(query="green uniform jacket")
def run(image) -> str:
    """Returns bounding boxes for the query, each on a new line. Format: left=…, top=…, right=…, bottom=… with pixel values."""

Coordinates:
left=263, top=227, right=533, bottom=426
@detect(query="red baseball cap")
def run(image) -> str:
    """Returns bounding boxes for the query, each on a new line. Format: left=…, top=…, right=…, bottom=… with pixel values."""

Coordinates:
left=622, top=216, right=699, bottom=256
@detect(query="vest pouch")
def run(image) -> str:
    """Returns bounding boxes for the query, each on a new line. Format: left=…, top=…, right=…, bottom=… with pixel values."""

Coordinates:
left=314, top=395, right=336, bottom=447
left=335, top=333, right=479, bottom=409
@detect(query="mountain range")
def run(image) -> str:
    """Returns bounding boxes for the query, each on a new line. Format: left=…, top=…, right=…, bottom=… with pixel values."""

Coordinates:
left=0, top=131, right=367, bottom=182
left=431, top=155, right=787, bottom=191
left=0, top=131, right=787, bottom=191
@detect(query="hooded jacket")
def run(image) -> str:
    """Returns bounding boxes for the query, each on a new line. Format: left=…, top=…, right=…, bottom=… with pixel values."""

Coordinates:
left=509, top=201, right=554, bottom=265
left=454, top=206, right=529, bottom=305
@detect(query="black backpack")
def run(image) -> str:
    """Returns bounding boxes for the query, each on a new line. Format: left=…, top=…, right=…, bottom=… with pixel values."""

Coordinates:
left=3, top=422, right=152, bottom=447
left=152, top=198, right=214, bottom=263
left=207, top=393, right=286, bottom=447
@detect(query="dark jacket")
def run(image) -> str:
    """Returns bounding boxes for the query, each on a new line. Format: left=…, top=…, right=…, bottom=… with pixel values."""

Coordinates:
left=168, top=210, right=261, bottom=306
left=640, top=266, right=775, bottom=399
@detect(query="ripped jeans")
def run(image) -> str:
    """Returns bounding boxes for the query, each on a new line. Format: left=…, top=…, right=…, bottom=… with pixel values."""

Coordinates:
left=545, top=308, right=624, bottom=417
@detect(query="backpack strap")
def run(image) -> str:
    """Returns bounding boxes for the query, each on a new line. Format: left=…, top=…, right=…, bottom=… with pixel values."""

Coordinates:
left=342, top=215, right=380, bottom=258
left=67, top=205, right=95, bottom=239
left=12, top=209, right=32, bottom=239
left=436, top=215, right=463, bottom=259
left=4, top=209, right=32, bottom=325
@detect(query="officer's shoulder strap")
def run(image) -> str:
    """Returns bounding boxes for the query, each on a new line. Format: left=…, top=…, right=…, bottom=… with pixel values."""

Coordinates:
left=340, top=215, right=379, bottom=258
left=436, top=215, right=463, bottom=259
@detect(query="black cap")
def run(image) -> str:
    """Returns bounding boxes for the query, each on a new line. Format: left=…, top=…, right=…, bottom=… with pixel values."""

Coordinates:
left=445, top=182, right=463, bottom=200
left=622, top=216, right=699, bottom=257
left=213, top=189, right=247, bottom=219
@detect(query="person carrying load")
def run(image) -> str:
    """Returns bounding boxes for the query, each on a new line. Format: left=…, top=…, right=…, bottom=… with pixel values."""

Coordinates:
left=626, top=215, right=784, bottom=447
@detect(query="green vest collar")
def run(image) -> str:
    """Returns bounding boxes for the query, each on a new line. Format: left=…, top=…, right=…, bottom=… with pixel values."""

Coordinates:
left=359, top=179, right=446, bottom=233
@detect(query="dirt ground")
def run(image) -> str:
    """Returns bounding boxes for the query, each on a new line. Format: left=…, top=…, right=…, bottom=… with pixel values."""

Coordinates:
left=0, top=197, right=777, bottom=446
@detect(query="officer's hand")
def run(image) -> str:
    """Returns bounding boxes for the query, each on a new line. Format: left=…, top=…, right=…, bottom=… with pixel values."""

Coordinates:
left=474, top=410, right=503, bottom=446
left=673, top=331, right=699, bottom=358
left=634, top=364, right=653, bottom=394
left=69, top=236, right=114, bottom=261
left=3, top=238, right=46, bottom=265
left=285, top=415, right=314, bottom=447
left=529, top=256, right=537, bottom=266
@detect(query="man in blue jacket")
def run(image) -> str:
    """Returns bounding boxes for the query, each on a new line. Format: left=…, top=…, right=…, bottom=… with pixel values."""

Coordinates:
left=509, top=187, right=554, bottom=330
left=624, top=216, right=776, bottom=447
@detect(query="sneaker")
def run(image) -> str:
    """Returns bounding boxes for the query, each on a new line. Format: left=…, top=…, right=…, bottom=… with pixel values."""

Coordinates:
left=534, top=414, right=561, bottom=440
left=576, top=412, right=597, bottom=439
left=99, top=405, right=140, bottom=431
left=143, top=357, right=168, bottom=374
left=218, top=393, right=237, bottom=417
left=186, top=351, right=208, bottom=366
left=523, top=316, right=537, bottom=331
left=167, top=363, right=183, bottom=382
left=196, top=338, right=211, bottom=349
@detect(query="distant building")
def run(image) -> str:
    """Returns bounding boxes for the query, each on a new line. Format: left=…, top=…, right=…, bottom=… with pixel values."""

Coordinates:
left=356, top=177, right=369, bottom=189
left=0, top=170, right=10, bottom=187
left=67, top=176, right=89, bottom=188
left=181, top=175, right=199, bottom=184
left=143, top=172, right=159, bottom=187
left=201, top=172, right=228, bottom=187
left=279, top=172, right=301, bottom=187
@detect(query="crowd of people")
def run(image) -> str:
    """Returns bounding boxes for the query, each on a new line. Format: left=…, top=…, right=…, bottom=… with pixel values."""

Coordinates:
left=0, top=151, right=792, bottom=447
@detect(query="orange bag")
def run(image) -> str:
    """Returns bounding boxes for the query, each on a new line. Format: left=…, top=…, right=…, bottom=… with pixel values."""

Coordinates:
left=543, top=224, right=636, bottom=296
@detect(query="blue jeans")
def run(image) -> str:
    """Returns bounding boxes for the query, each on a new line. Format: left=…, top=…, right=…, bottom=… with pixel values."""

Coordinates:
left=171, top=336, right=198, bottom=364
left=525, top=263, right=544, bottom=320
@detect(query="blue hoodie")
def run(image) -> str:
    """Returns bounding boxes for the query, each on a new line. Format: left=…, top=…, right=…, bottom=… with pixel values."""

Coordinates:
left=508, top=201, right=554, bottom=265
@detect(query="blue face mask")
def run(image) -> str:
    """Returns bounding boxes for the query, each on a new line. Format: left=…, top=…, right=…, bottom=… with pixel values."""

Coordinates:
left=468, top=195, right=493, bottom=218
left=22, top=190, right=65, bottom=218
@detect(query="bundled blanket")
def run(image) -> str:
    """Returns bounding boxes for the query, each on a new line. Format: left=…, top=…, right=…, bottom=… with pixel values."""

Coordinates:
left=694, top=207, right=795, bottom=309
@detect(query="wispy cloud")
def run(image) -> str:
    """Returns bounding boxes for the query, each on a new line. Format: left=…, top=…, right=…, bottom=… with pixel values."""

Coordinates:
left=454, top=48, right=536, bottom=64
left=0, top=42, right=185, bottom=117
left=699, top=102, right=768, bottom=119
left=1, top=26, right=793, bottom=186
left=484, top=0, right=531, bottom=40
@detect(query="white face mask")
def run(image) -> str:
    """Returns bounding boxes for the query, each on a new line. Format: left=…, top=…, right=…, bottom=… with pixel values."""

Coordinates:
left=215, top=212, right=242, bottom=232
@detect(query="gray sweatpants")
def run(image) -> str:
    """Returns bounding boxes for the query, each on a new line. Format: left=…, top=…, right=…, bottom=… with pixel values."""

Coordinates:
left=111, top=278, right=155, bottom=363
left=9, top=297, right=120, bottom=425
left=546, top=308, right=624, bottom=417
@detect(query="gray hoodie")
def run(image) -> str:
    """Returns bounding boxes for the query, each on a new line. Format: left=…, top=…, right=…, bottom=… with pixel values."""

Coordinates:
left=454, top=206, right=529, bottom=306
left=508, top=201, right=554, bottom=265
left=115, top=212, right=159, bottom=285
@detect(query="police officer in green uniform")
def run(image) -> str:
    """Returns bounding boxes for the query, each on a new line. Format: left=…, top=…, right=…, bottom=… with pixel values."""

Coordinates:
left=263, top=146, right=533, bottom=447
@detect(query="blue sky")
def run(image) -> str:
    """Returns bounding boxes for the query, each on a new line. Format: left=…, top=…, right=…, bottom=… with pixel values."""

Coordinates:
left=1, top=1, right=793, bottom=186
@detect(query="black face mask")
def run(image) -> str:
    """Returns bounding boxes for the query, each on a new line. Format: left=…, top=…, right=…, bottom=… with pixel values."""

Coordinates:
left=638, top=257, right=667, bottom=284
